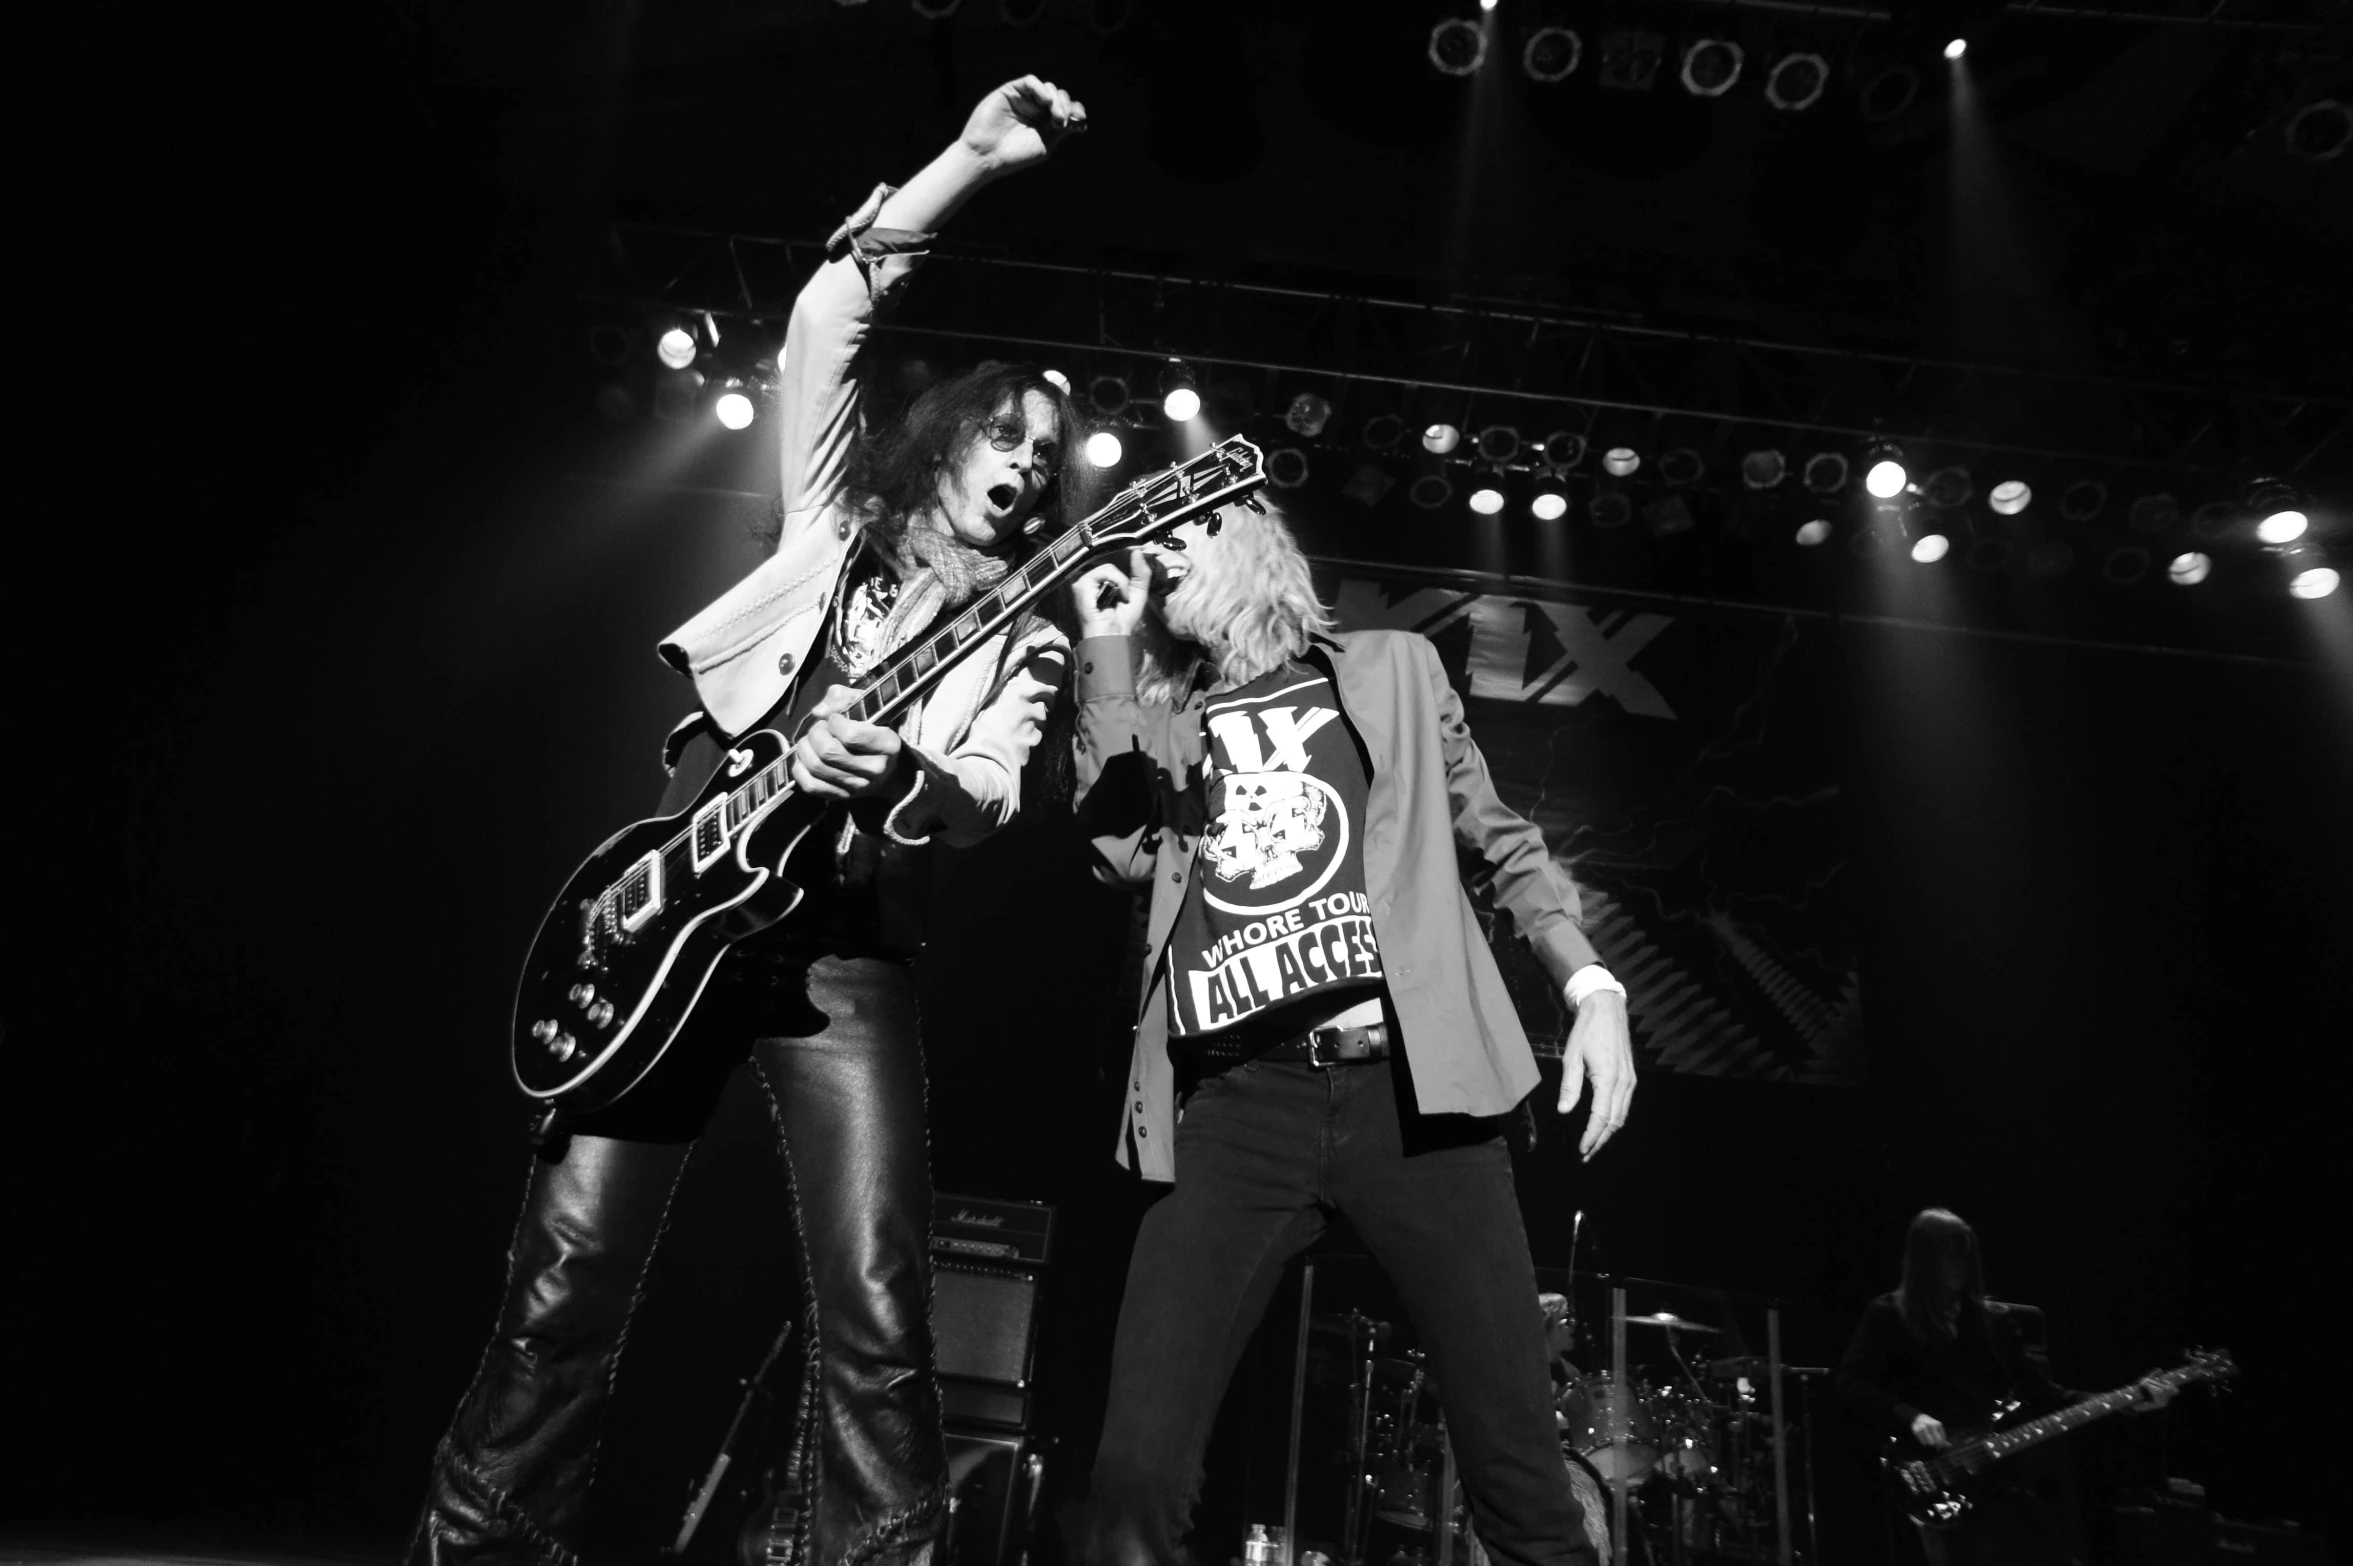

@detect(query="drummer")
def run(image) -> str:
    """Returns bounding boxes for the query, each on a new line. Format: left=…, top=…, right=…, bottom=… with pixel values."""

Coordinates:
left=1541, top=1292, right=1584, bottom=1397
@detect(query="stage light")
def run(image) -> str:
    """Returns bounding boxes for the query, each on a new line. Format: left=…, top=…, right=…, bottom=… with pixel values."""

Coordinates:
left=1922, top=467, right=1973, bottom=508
left=1476, top=426, right=1521, bottom=464
left=1802, top=452, right=1849, bottom=493
left=776, top=341, right=791, bottom=372
left=2101, top=546, right=2150, bottom=584
left=1988, top=480, right=2033, bottom=515
left=1087, top=373, right=1130, bottom=416
left=595, top=384, right=636, bottom=422
left=656, top=326, right=697, bottom=370
left=1423, top=423, right=1462, bottom=455
left=1286, top=393, right=1332, bottom=437
left=1680, top=39, right=1744, bottom=97
left=1410, top=474, right=1456, bottom=510
left=2128, top=493, right=2178, bottom=533
left=1268, top=446, right=1311, bottom=490
left=1865, top=455, right=1909, bottom=499
left=1362, top=414, right=1405, bottom=450
left=1540, top=430, right=1587, bottom=468
left=1911, top=531, right=1951, bottom=563
left=2168, top=551, right=2213, bottom=586
left=589, top=324, right=631, bottom=365
left=1602, top=446, right=1641, bottom=477
left=1591, top=493, right=1633, bottom=529
left=2286, top=99, right=2350, bottom=163
left=1764, top=52, right=1828, bottom=111
left=1598, top=29, right=1665, bottom=90
left=1967, top=536, right=2013, bottom=572
left=1469, top=486, right=1505, bottom=515
left=1794, top=518, right=1832, bottom=547
left=2191, top=502, right=2236, bottom=540
left=1042, top=369, right=1070, bottom=394
left=715, top=384, right=756, bottom=430
left=1943, top=37, right=1967, bottom=60
left=2290, top=565, right=2341, bottom=600
left=912, top=0, right=960, bottom=16
left=1742, top=449, right=1787, bottom=489
left=1479, top=0, right=1497, bottom=10
left=654, top=367, right=705, bottom=422
left=1163, top=386, right=1201, bottom=421
left=2257, top=508, right=2310, bottom=544
left=1085, top=430, right=1124, bottom=468
left=1658, top=448, right=1705, bottom=487
left=1532, top=488, right=1569, bottom=521
left=2060, top=480, right=2108, bottom=522
left=1429, top=19, right=1487, bottom=77
left=1859, top=65, right=1919, bottom=123
left=2026, top=540, right=2075, bottom=578
left=1524, top=27, right=1582, bottom=82
left=999, top=0, right=1047, bottom=24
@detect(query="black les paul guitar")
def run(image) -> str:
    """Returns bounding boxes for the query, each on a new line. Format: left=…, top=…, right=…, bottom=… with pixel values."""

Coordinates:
left=1885, top=1347, right=2236, bottom=1528
left=510, top=436, right=1266, bottom=1115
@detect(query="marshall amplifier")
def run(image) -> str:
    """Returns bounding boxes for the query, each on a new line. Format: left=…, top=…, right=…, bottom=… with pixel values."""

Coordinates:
left=931, top=1194, right=1053, bottom=1431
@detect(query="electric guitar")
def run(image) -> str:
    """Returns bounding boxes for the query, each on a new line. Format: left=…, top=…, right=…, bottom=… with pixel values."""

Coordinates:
left=1885, top=1347, right=2235, bottom=1527
left=511, top=436, right=1266, bottom=1114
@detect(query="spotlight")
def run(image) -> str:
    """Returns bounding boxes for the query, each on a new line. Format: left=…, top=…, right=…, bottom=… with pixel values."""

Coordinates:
left=2128, top=493, right=2178, bottom=533
left=2025, top=540, right=2075, bottom=578
left=1479, top=0, right=1497, bottom=10
left=912, top=0, right=960, bottom=16
left=1523, top=27, right=1582, bottom=82
left=1922, top=467, right=1973, bottom=508
left=1943, top=37, right=1967, bottom=60
left=2060, top=480, right=2108, bottom=522
left=1085, top=430, right=1124, bottom=469
left=777, top=341, right=791, bottom=373
left=2285, top=99, right=2350, bottom=163
left=2251, top=480, right=2308, bottom=543
left=1429, top=19, right=1487, bottom=77
left=594, top=384, right=636, bottom=422
left=654, top=367, right=705, bottom=422
left=1742, top=449, right=1788, bottom=490
left=1859, top=65, right=1919, bottom=123
left=1423, top=423, right=1463, bottom=455
left=1475, top=425, right=1521, bottom=464
left=1911, top=531, right=1951, bottom=563
left=1286, top=393, right=1333, bottom=437
left=1362, top=413, right=1406, bottom=450
left=2168, top=550, right=2213, bottom=586
left=1794, top=518, right=1833, bottom=547
left=1342, top=465, right=1397, bottom=507
left=2101, top=546, right=2150, bottom=585
left=715, top=382, right=756, bottom=430
left=1680, top=39, right=1744, bottom=98
left=1658, top=448, right=1705, bottom=487
left=1764, top=52, right=1828, bottom=111
left=1540, top=430, right=1587, bottom=468
left=1598, top=29, right=1665, bottom=91
left=1801, top=452, right=1849, bottom=494
left=1531, top=488, right=1570, bottom=521
left=1602, top=446, right=1641, bottom=477
left=1042, top=369, right=1071, bottom=394
left=1088, top=373, right=1131, bottom=416
left=999, top=0, right=1047, bottom=23
left=1967, top=536, right=2013, bottom=572
left=1409, top=474, right=1456, bottom=510
left=2290, top=565, right=2341, bottom=600
left=2190, top=501, right=2236, bottom=540
left=1864, top=450, right=1909, bottom=499
left=656, top=326, right=697, bottom=370
left=1848, top=524, right=1892, bottom=558
left=1591, top=493, right=1634, bottom=529
left=1268, top=446, right=1311, bottom=490
left=588, top=324, right=631, bottom=365
left=1469, top=486, right=1506, bottom=515
left=1988, top=480, right=2033, bottom=515
left=1159, top=362, right=1200, bottom=422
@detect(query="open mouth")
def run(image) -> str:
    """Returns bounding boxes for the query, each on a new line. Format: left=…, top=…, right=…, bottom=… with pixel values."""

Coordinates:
left=986, top=482, right=1019, bottom=514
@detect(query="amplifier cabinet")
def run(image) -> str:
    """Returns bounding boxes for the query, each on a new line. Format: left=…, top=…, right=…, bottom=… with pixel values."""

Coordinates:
left=2111, top=1507, right=2335, bottom=1564
left=945, top=1426, right=1041, bottom=1566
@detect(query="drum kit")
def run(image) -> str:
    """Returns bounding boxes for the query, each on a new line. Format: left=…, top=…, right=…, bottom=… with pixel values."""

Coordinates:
left=1319, top=1305, right=1807, bottom=1566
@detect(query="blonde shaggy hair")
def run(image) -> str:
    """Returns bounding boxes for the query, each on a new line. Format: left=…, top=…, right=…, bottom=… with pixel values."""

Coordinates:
left=1135, top=501, right=1334, bottom=705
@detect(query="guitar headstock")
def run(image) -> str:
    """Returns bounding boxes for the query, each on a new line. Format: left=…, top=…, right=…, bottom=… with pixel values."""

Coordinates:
left=1080, top=436, right=1268, bottom=553
left=2177, top=1347, right=2239, bottom=1390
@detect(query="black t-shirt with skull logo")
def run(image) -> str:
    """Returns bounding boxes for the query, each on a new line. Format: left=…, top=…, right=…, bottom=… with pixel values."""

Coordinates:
left=1166, top=660, right=1387, bottom=1037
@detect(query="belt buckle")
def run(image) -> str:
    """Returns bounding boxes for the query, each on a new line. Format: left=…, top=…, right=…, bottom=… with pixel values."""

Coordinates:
left=1305, top=1028, right=1342, bottom=1069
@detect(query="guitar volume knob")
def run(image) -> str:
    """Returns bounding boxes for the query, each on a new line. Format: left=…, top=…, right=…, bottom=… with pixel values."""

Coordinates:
left=531, top=1019, right=557, bottom=1043
left=589, top=1000, right=615, bottom=1028
left=552, top=1032, right=577, bottom=1061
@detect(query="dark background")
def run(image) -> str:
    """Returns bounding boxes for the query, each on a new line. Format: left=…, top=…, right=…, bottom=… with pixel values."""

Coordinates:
left=13, top=1, right=2350, bottom=1561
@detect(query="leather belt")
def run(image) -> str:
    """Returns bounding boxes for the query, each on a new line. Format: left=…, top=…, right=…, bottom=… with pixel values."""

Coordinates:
left=1188, top=1021, right=1392, bottom=1071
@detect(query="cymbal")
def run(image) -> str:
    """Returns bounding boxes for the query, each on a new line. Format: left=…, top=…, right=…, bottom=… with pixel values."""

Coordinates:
left=1621, top=1312, right=1721, bottom=1333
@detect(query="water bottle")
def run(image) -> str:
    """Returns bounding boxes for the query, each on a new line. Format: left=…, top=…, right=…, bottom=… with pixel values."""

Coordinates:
left=1243, top=1523, right=1283, bottom=1566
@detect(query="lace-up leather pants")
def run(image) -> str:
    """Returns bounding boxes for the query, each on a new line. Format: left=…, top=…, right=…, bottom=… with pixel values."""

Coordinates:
left=407, top=954, right=948, bottom=1566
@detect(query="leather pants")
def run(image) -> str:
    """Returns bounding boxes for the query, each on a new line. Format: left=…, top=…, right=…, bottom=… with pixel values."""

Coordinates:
left=408, top=955, right=948, bottom=1566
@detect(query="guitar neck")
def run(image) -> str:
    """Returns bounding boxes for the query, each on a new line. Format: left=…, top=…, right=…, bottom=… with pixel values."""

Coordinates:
left=1945, top=1357, right=2221, bottom=1475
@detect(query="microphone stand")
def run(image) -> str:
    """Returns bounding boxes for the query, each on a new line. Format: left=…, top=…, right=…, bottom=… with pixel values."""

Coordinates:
left=670, top=1318, right=797, bottom=1557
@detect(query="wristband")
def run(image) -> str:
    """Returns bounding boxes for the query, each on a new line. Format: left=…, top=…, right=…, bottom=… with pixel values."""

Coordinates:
left=1565, top=965, right=1627, bottom=1010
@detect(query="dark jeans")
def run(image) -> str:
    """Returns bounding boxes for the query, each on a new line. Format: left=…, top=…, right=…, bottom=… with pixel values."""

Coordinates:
left=1088, top=1055, right=1596, bottom=1566
left=408, top=955, right=948, bottom=1566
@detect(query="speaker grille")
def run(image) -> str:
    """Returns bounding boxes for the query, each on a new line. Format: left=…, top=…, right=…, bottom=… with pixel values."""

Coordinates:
left=932, top=1263, right=1037, bottom=1386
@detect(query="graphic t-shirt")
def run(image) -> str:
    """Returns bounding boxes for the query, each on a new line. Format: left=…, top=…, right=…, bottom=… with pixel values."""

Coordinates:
left=1166, top=661, right=1385, bottom=1036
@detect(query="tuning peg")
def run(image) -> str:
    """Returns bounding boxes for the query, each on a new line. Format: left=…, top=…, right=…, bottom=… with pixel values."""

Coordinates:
left=1240, top=494, right=1265, bottom=513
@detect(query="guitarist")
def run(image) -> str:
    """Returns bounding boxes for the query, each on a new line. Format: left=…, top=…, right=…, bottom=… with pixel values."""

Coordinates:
left=1837, top=1207, right=2177, bottom=1565
left=409, top=77, right=1091, bottom=1566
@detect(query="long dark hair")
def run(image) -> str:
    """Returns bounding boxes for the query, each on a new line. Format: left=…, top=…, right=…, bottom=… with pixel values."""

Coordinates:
left=1894, top=1207, right=1986, bottom=1345
left=837, top=360, right=1097, bottom=561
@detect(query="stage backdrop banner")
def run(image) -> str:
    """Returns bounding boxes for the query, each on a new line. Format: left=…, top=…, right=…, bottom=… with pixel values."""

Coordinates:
left=1318, top=563, right=1863, bottom=1086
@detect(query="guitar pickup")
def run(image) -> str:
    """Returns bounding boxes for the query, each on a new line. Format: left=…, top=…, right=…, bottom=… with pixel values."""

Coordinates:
left=616, top=850, right=663, bottom=934
left=690, top=796, right=729, bottom=872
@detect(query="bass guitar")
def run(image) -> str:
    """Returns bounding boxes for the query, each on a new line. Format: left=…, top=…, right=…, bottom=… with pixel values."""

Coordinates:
left=511, top=436, right=1267, bottom=1114
left=1885, top=1346, right=2235, bottom=1527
